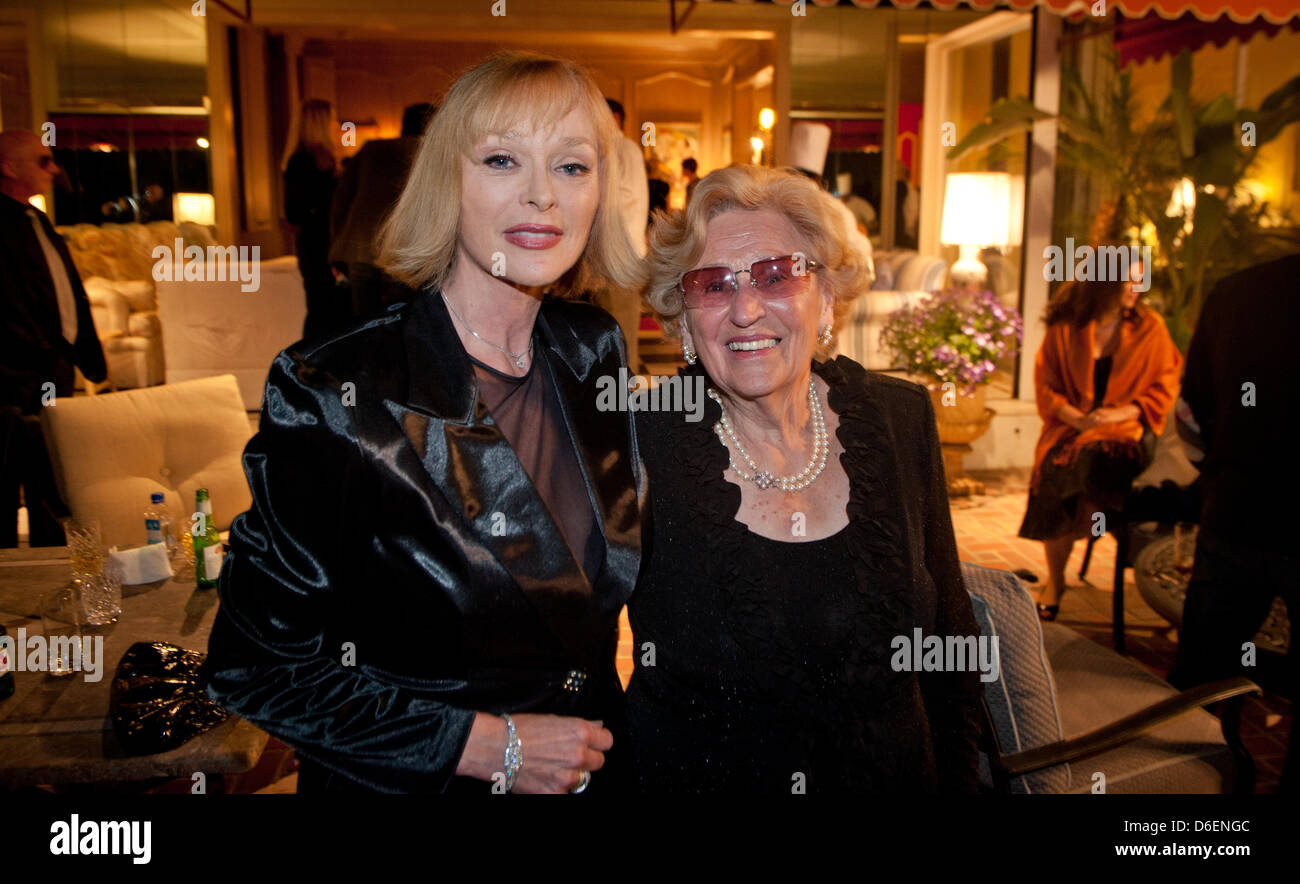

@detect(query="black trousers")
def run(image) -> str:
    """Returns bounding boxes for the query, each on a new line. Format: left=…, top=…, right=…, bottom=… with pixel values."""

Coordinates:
left=1168, top=531, right=1297, bottom=790
left=1, top=408, right=69, bottom=547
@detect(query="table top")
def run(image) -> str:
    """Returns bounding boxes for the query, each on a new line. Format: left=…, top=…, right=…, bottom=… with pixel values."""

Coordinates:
left=0, top=546, right=268, bottom=789
left=1134, top=535, right=1290, bottom=656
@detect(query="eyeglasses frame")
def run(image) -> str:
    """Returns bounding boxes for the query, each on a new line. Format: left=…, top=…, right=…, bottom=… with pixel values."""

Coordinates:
left=678, top=254, right=823, bottom=308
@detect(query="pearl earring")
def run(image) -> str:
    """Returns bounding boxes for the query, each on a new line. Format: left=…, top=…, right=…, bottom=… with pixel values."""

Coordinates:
left=682, top=341, right=697, bottom=365
left=817, top=325, right=833, bottom=346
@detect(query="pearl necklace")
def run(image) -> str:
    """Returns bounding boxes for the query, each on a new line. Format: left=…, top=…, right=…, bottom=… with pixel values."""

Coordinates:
left=707, top=378, right=830, bottom=492
left=442, top=292, right=533, bottom=369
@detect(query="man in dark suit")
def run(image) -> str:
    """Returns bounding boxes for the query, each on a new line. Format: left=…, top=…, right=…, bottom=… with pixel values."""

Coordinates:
left=1168, top=252, right=1300, bottom=791
left=328, top=103, right=435, bottom=319
left=0, top=129, right=107, bottom=546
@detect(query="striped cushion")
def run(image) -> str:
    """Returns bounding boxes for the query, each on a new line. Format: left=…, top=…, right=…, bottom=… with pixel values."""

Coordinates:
left=961, top=561, right=1071, bottom=793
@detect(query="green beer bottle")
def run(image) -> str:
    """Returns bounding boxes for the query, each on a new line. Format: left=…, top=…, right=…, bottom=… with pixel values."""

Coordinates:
left=192, top=488, right=223, bottom=589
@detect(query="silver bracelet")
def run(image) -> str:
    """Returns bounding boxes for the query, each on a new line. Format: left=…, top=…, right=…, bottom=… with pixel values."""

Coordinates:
left=502, top=713, right=522, bottom=793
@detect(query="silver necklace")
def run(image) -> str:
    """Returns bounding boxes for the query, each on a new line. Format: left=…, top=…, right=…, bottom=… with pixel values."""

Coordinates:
left=442, top=292, right=533, bottom=369
left=707, top=377, right=830, bottom=492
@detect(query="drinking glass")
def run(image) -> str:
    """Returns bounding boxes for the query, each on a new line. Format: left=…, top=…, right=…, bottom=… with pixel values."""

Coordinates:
left=1173, top=522, right=1197, bottom=576
left=66, top=519, right=105, bottom=577
left=81, top=559, right=123, bottom=625
left=174, top=529, right=196, bottom=581
left=39, top=581, right=87, bottom=677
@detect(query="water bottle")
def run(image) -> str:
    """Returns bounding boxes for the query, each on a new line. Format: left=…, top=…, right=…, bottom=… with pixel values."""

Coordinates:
left=144, top=493, right=177, bottom=557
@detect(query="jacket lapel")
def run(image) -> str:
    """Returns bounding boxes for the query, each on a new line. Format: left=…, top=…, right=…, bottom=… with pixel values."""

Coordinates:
left=535, top=306, right=642, bottom=619
left=383, top=290, right=628, bottom=659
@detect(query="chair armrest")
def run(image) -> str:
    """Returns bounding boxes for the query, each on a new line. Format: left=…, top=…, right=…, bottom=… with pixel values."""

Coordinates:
left=993, top=676, right=1260, bottom=777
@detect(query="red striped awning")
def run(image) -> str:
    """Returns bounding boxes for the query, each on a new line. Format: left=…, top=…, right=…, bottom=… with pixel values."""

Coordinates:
left=1116, top=9, right=1300, bottom=65
left=750, top=1, right=1300, bottom=26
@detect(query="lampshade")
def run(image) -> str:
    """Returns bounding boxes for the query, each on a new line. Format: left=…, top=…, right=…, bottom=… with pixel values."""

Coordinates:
left=28, top=194, right=47, bottom=214
left=939, top=173, right=1017, bottom=248
left=173, top=192, right=215, bottom=226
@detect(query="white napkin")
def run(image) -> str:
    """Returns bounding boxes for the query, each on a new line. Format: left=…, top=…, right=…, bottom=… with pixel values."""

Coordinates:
left=108, top=543, right=174, bottom=585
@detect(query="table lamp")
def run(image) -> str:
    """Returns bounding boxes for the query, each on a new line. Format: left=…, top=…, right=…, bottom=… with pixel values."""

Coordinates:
left=939, top=172, right=1020, bottom=289
left=172, top=193, right=216, bottom=226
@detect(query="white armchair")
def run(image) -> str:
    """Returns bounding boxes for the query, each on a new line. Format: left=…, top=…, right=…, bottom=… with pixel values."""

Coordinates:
left=835, top=250, right=949, bottom=370
left=82, top=277, right=166, bottom=390
left=39, top=374, right=253, bottom=550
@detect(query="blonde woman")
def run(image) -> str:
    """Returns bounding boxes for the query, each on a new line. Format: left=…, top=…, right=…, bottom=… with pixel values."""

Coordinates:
left=282, top=98, right=343, bottom=338
left=626, top=165, right=982, bottom=793
left=204, top=52, right=647, bottom=794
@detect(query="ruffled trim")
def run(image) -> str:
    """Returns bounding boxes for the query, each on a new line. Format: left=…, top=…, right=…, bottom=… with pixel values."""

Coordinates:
left=662, top=358, right=913, bottom=781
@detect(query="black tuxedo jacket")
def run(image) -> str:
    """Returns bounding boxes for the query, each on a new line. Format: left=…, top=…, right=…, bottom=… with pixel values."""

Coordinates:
left=0, top=194, right=106, bottom=412
left=201, top=289, right=645, bottom=793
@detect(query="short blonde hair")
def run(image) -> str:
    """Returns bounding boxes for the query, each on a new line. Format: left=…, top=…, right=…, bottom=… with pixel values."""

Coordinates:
left=379, top=51, right=645, bottom=297
left=645, top=165, right=873, bottom=355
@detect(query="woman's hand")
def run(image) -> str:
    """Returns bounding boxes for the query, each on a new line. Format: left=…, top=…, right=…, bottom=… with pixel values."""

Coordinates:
left=455, top=712, right=612, bottom=793
left=1090, top=405, right=1140, bottom=424
left=1058, top=405, right=1099, bottom=433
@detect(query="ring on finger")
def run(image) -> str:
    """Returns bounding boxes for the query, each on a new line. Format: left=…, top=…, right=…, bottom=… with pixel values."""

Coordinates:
left=570, top=770, right=591, bottom=794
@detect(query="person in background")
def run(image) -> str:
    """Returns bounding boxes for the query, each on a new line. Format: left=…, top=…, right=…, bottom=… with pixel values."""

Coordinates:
left=282, top=98, right=343, bottom=339
left=594, top=98, right=648, bottom=373
left=648, top=177, right=669, bottom=218
left=896, top=161, right=919, bottom=250
left=1168, top=252, right=1300, bottom=792
left=329, top=102, right=436, bottom=319
left=0, top=129, right=106, bottom=546
left=789, top=123, right=874, bottom=283
left=682, top=157, right=700, bottom=205
left=1019, top=213, right=1182, bottom=621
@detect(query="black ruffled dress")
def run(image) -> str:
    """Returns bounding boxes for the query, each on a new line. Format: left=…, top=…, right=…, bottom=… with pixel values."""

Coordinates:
left=626, top=358, right=983, bottom=794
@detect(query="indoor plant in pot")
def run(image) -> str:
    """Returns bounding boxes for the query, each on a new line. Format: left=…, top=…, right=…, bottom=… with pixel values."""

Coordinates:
left=880, top=287, right=1023, bottom=495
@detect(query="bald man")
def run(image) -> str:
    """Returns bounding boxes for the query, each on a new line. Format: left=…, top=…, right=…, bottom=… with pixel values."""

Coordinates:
left=1, top=129, right=106, bottom=546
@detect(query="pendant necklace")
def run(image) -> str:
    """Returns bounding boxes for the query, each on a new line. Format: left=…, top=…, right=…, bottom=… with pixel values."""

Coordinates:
left=442, top=292, right=533, bottom=369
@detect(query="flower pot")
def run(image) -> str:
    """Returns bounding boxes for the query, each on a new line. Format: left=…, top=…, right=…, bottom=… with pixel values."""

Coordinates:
left=929, top=385, right=994, bottom=444
left=927, top=385, right=996, bottom=496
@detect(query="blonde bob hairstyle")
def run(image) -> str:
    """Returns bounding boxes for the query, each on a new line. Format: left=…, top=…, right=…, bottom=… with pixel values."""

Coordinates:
left=379, top=51, right=646, bottom=297
left=645, top=164, right=873, bottom=357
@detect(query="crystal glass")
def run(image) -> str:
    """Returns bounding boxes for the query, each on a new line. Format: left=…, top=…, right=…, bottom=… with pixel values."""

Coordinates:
left=174, top=529, right=196, bottom=581
left=39, top=582, right=87, bottom=677
left=80, top=559, right=123, bottom=625
left=66, top=519, right=105, bottom=577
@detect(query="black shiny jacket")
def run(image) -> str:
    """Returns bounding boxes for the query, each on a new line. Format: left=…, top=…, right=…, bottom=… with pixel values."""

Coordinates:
left=200, top=290, right=645, bottom=793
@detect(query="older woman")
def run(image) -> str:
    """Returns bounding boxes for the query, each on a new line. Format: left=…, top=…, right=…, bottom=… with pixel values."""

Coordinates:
left=626, top=165, right=983, bottom=793
left=1020, top=254, right=1182, bottom=620
left=201, top=52, right=646, bottom=794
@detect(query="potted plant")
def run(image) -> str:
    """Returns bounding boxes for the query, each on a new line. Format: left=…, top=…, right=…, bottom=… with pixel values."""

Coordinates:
left=879, top=288, right=1023, bottom=494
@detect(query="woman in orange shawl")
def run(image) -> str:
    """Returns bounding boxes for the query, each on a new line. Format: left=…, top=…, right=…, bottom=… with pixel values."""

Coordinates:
left=1020, top=264, right=1182, bottom=620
